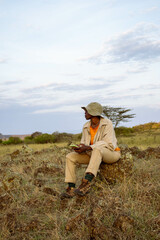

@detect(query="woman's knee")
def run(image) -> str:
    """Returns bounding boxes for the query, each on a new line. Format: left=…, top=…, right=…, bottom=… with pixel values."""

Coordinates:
left=103, top=150, right=120, bottom=163
left=92, top=146, right=103, bottom=154
left=91, top=147, right=102, bottom=158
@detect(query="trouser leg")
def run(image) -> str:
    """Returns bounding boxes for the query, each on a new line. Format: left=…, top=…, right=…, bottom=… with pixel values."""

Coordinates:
left=65, top=148, right=121, bottom=182
left=65, top=152, right=90, bottom=183
left=86, top=147, right=121, bottom=177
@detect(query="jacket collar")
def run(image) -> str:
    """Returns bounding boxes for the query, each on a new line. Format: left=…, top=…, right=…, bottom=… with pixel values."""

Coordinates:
left=83, top=117, right=107, bottom=131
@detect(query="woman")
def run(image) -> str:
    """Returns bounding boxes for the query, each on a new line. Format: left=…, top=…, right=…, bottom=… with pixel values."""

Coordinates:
left=61, top=102, right=121, bottom=199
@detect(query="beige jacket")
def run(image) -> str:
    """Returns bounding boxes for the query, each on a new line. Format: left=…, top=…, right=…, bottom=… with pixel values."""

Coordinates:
left=80, top=117, right=118, bottom=151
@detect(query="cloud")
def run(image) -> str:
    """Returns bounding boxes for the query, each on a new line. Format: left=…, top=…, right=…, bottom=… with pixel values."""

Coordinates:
left=127, top=64, right=148, bottom=74
left=144, top=6, right=158, bottom=13
left=1, top=77, right=158, bottom=112
left=22, top=82, right=113, bottom=95
left=140, top=83, right=160, bottom=90
left=1, top=75, right=159, bottom=115
left=0, top=79, right=114, bottom=110
left=20, top=83, right=112, bottom=108
left=89, top=76, right=126, bottom=83
left=33, top=105, right=80, bottom=114
left=31, top=94, right=102, bottom=114
left=1, top=80, right=21, bottom=85
left=0, top=58, right=7, bottom=63
left=82, top=23, right=160, bottom=65
left=123, top=83, right=160, bottom=92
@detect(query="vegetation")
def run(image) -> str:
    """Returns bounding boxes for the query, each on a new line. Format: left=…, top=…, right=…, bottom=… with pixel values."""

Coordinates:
left=0, top=143, right=159, bottom=239
left=0, top=132, right=81, bottom=146
left=116, top=122, right=160, bottom=150
left=53, top=131, right=73, bottom=143
left=102, top=106, right=135, bottom=128
left=31, top=131, right=42, bottom=138
left=24, top=136, right=35, bottom=144
left=115, top=126, right=134, bottom=136
left=0, top=123, right=159, bottom=239
left=133, top=122, right=160, bottom=132
left=118, top=133, right=160, bottom=150
left=2, top=136, right=22, bottom=145
left=34, top=133, right=56, bottom=144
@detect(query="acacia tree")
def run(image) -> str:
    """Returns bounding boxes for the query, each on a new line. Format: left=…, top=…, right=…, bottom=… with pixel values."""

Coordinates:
left=102, top=106, right=135, bottom=128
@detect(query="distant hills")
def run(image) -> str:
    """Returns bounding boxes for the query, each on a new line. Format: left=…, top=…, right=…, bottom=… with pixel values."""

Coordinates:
left=0, top=133, right=11, bottom=140
left=133, top=122, right=160, bottom=131
left=0, top=134, right=30, bottom=140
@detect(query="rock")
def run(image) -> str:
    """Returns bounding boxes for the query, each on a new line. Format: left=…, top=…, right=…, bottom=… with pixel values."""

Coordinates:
left=99, top=146, right=134, bottom=183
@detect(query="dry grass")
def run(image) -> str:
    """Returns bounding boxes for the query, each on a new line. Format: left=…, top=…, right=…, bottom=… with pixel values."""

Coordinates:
left=0, top=142, right=68, bottom=157
left=0, top=144, right=159, bottom=240
left=117, top=131, right=160, bottom=150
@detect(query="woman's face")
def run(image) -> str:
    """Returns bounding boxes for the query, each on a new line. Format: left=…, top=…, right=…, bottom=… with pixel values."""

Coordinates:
left=84, top=110, right=92, bottom=120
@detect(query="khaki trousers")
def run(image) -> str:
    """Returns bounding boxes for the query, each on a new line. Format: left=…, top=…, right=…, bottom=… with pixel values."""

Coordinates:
left=65, top=147, right=121, bottom=183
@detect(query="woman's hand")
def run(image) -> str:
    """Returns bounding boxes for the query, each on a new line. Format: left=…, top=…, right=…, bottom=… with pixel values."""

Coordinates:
left=73, top=144, right=92, bottom=153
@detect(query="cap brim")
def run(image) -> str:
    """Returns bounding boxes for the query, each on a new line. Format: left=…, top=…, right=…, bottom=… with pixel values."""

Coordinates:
left=81, top=107, right=86, bottom=111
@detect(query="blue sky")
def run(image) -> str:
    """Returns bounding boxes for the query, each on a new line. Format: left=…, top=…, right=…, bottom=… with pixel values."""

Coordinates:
left=0, top=0, right=160, bottom=134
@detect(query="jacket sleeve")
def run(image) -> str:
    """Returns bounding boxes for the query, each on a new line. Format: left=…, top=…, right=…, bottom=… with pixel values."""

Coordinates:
left=91, top=121, right=117, bottom=151
left=80, top=127, right=85, bottom=145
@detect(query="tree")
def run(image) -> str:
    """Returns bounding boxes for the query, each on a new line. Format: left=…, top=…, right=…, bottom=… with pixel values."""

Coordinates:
left=34, top=133, right=55, bottom=144
left=31, top=131, right=42, bottom=138
left=102, top=106, right=136, bottom=128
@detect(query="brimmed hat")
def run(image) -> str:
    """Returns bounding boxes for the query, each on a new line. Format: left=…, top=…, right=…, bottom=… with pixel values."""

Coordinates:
left=81, top=102, right=103, bottom=116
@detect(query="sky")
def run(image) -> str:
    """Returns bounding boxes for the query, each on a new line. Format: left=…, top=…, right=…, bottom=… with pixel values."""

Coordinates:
left=0, top=0, right=160, bottom=134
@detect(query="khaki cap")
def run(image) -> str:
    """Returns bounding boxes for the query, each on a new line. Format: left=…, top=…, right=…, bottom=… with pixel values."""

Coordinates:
left=81, top=102, right=103, bottom=116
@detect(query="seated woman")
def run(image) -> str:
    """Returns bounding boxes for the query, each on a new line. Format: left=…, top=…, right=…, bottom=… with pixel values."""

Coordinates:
left=61, top=102, right=121, bottom=199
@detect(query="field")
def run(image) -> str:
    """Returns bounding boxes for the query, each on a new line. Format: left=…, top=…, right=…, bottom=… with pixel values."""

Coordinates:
left=0, top=131, right=160, bottom=240
left=118, top=129, right=160, bottom=150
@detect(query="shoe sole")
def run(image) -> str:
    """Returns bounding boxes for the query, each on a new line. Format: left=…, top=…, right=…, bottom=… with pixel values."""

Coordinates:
left=74, top=190, right=90, bottom=196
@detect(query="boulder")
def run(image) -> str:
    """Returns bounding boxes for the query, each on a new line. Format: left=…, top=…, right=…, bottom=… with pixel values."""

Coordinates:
left=99, top=145, right=134, bottom=183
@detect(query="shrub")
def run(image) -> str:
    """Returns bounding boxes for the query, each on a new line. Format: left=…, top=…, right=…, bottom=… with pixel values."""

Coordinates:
left=52, top=132, right=73, bottom=143
left=2, top=137, right=22, bottom=145
left=115, top=127, right=134, bottom=136
left=77, top=133, right=82, bottom=140
left=0, top=139, right=2, bottom=144
left=34, top=133, right=56, bottom=144
left=31, top=131, right=42, bottom=138
left=24, top=136, right=35, bottom=144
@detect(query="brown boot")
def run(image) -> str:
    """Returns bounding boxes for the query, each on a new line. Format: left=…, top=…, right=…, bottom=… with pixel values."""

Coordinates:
left=74, top=179, right=92, bottom=196
left=60, top=187, right=75, bottom=200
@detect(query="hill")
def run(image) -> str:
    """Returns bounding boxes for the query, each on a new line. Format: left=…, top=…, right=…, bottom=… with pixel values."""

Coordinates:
left=133, top=122, right=160, bottom=131
left=0, top=133, right=11, bottom=140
